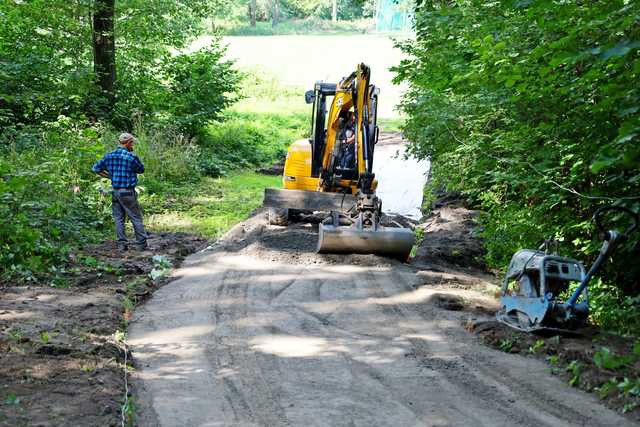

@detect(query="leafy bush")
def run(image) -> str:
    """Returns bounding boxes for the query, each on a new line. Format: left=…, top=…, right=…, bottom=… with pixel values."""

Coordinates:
left=126, top=124, right=202, bottom=191
left=0, top=0, right=231, bottom=135
left=394, top=0, right=640, bottom=334
left=160, top=43, right=241, bottom=136
left=199, top=111, right=307, bottom=176
left=0, top=119, right=112, bottom=281
left=0, top=116, right=208, bottom=282
left=219, top=17, right=371, bottom=36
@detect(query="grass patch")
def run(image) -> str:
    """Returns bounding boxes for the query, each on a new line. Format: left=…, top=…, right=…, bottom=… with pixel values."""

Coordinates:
left=216, top=18, right=371, bottom=36
left=194, top=67, right=310, bottom=177
left=144, top=172, right=282, bottom=237
left=197, top=111, right=308, bottom=177
left=377, top=117, right=405, bottom=133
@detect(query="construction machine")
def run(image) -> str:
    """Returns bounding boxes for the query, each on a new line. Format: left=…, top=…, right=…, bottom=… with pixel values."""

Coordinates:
left=497, top=206, right=638, bottom=334
left=263, top=63, right=415, bottom=260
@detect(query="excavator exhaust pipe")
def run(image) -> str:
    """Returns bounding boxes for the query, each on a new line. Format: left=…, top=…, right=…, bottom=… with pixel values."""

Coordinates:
left=318, top=224, right=415, bottom=261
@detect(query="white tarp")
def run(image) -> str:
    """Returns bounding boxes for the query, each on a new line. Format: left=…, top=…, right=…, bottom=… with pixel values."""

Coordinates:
left=372, top=143, right=430, bottom=219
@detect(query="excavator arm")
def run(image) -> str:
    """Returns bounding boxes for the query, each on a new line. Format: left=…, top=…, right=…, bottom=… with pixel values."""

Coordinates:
left=317, top=63, right=377, bottom=194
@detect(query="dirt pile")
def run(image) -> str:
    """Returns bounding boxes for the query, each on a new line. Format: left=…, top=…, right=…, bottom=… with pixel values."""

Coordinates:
left=257, top=158, right=285, bottom=176
left=0, top=232, right=206, bottom=426
left=206, top=208, right=399, bottom=268
left=412, top=193, right=486, bottom=271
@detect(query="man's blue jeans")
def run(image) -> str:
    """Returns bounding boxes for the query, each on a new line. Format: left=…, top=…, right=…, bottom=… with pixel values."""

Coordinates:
left=112, top=189, right=147, bottom=249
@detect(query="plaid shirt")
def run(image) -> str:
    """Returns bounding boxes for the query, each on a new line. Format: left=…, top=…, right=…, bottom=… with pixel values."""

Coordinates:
left=92, top=147, right=145, bottom=188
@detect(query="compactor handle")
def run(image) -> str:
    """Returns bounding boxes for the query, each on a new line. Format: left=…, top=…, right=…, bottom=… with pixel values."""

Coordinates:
left=593, top=206, right=639, bottom=238
left=566, top=206, right=638, bottom=309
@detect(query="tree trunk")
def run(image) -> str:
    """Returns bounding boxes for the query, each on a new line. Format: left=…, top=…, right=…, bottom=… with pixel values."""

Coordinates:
left=332, top=0, right=337, bottom=22
left=92, top=0, right=116, bottom=111
left=249, top=0, right=256, bottom=27
left=271, top=0, right=279, bottom=27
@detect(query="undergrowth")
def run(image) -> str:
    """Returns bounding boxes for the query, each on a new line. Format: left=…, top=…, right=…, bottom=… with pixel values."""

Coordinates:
left=144, top=172, right=281, bottom=237
left=196, top=67, right=308, bottom=177
left=0, top=66, right=302, bottom=284
left=216, top=18, right=370, bottom=36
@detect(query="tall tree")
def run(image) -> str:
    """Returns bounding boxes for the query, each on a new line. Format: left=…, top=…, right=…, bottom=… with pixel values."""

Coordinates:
left=249, top=0, right=257, bottom=27
left=331, top=0, right=337, bottom=22
left=92, top=0, right=116, bottom=111
left=271, top=0, right=279, bottom=27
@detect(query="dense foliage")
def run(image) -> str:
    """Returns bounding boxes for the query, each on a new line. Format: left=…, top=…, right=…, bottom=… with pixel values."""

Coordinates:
left=0, top=0, right=238, bottom=132
left=395, top=0, right=640, bottom=333
left=211, top=0, right=374, bottom=32
left=0, top=1, right=249, bottom=283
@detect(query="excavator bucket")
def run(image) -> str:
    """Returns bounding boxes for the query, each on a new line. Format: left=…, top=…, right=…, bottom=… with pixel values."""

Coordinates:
left=318, top=224, right=415, bottom=261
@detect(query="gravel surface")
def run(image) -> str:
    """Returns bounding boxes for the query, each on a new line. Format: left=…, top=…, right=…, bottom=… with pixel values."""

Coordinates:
left=129, top=215, right=633, bottom=426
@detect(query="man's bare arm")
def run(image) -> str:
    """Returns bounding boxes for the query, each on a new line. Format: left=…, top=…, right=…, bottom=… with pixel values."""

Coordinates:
left=97, top=171, right=111, bottom=179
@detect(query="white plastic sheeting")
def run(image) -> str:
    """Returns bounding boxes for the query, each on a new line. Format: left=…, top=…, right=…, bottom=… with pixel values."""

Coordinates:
left=372, top=142, right=430, bottom=219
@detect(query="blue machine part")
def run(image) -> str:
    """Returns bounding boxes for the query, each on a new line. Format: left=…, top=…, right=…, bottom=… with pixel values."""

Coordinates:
left=497, top=249, right=587, bottom=332
left=497, top=206, right=638, bottom=334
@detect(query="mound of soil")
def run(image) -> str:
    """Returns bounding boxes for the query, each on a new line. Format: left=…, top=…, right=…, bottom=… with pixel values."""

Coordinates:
left=412, top=193, right=486, bottom=271
left=206, top=208, right=399, bottom=268
left=0, top=232, right=207, bottom=426
left=468, top=320, right=640, bottom=419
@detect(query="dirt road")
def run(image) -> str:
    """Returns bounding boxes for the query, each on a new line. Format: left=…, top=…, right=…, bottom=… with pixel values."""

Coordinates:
left=129, top=215, right=632, bottom=426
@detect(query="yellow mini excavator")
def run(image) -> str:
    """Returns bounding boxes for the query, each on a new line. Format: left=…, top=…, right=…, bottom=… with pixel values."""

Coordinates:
left=263, top=63, right=415, bottom=260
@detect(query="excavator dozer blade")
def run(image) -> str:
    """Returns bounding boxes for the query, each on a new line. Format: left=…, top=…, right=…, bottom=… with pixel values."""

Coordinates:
left=318, top=224, right=415, bottom=261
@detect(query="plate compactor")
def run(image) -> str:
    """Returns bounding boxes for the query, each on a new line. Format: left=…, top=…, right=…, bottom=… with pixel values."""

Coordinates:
left=497, top=206, right=638, bottom=334
left=262, top=64, right=415, bottom=260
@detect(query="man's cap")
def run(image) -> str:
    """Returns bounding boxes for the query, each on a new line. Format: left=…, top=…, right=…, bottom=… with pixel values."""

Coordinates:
left=118, top=132, right=136, bottom=143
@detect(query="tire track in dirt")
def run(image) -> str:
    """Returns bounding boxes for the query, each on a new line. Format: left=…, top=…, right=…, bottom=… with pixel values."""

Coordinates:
left=211, top=265, right=291, bottom=426
left=130, top=221, right=635, bottom=427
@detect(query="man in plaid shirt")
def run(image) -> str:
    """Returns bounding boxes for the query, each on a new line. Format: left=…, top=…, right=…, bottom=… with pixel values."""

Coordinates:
left=92, top=133, right=148, bottom=251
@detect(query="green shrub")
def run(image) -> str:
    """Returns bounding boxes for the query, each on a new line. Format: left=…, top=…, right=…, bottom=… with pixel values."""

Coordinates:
left=218, top=18, right=371, bottom=36
left=129, top=124, right=202, bottom=190
left=0, top=116, right=209, bottom=282
left=198, top=111, right=307, bottom=176
left=0, top=119, right=112, bottom=281
left=160, top=42, right=241, bottom=136
left=394, top=0, right=640, bottom=334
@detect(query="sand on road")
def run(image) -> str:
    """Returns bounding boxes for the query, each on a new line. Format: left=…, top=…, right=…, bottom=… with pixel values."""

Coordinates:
left=129, top=216, right=632, bottom=427
left=129, top=136, right=629, bottom=426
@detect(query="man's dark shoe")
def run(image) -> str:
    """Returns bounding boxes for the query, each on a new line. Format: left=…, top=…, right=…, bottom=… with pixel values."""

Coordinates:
left=117, top=244, right=129, bottom=252
left=135, top=244, right=149, bottom=251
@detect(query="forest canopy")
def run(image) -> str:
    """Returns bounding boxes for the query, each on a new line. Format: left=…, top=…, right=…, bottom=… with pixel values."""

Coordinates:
left=0, top=0, right=238, bottom=134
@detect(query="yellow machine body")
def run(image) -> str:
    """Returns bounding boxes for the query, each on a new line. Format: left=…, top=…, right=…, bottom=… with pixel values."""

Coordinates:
left=282, top=140, right=319, bottom=191
left=282, top=141, right=377, bottom=194
left=264, top=63, right=413, bottom=260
